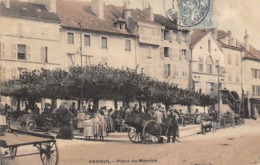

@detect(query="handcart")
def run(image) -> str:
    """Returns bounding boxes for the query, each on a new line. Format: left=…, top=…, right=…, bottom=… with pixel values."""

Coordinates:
left=125, top=113, right=168, bottom=144
left=0, top=129, right=59, bottom=165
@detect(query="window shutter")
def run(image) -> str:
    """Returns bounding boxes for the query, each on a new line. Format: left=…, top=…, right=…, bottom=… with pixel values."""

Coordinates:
left=187, top=49, right=191, bottom=60
left=179, top=49, right=182, bottom=60
left=160, top=47, right=164, bottom=58
left=169, top=30, right=173, bottom=42
left=187, top=33, right=190, bottom=44
left=168, top=64, right=171, bottom=76
left=169, top=48, right=173, bottom=59
left=178, top=32, right=182, bottom=44
left=161, top=30, right=164, bottom=41
left=1, top=43, right=5, bottom=58
left=164, top=64, right=168, bottom=77
left=11, top=44, right=17, bottom=60
left=41, top=47, right=45, bottom=63
left=27, top=46, right=31, bottom=61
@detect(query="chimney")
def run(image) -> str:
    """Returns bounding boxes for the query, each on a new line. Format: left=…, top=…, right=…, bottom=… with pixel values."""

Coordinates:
left=227, top=30, right=232, bottom=38
left=3, top=0, right=10, bottom=8
left=48, top=0, right=56, bottom=14
left=28, top=0, right=56, bottom=14
left=91, top=0, right=104, bottom=19
left=123, top=0, right=131, bottom=28
left=146, top=3, right=154, bottom=21
left=244, top=29, right=249, bottom=50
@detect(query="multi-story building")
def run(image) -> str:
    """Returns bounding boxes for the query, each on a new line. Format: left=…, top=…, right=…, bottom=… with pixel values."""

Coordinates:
left=0, top=0, right=193, bottom=109
left=56, top=0, right=137, bottom=69
left=56, top=0, right=191, bottom=88
left=0, top=0, right=61, bottom=107
left=217, top=30, right=243, bottom=98
left=190, top=29, right=225, bottom=112
left=242, top=32, right=260, bottom=117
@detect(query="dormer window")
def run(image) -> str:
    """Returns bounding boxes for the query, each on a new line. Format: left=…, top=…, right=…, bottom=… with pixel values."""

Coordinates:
left=113, top=18, right=126, bottom=30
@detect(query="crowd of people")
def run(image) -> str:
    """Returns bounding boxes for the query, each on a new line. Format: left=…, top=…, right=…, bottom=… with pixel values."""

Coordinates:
left=56, top=102, right=127, bottom=141
left=64, top=103, right=193, bottom=143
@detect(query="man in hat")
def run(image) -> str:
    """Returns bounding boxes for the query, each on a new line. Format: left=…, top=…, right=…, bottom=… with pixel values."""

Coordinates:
left=166, top=108, right=179, bottom=143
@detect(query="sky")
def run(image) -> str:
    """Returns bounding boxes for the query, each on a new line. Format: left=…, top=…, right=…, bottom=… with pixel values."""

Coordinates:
left=99, top=0, right=260, bottom=49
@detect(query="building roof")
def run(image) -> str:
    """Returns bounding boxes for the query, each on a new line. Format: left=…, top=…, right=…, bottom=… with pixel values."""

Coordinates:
left=217, top=30, right=228, bottom=39
left=243, top=45, right=260, bottom=61
left=190, top=29, right=208, bottom=48
left=56, top=0, right=132, bottom=35
left=154, top=14, right=177, bottom=30
left=0, top=0, right=60, bottom=22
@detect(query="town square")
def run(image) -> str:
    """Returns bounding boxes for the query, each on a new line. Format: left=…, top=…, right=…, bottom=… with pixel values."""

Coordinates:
left=0, top=0, right=260, bottom=165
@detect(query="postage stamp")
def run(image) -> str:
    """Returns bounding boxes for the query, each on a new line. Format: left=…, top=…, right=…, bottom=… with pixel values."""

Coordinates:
left=164, top=0, right=216, bottom=29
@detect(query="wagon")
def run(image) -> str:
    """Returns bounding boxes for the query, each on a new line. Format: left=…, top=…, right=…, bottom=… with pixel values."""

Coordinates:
left=0, top=129, right=58, bottom=165
left=200, top=116, right=217, bottom=134
left=125, top=113, right=168, bottom=143
left=15, top=114, right=54, bottom=132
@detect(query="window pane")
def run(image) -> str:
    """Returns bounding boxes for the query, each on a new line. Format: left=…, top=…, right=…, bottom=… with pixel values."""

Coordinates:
left=84, top=35, right=90, bottom=46
left=125, top=40, right=131, bottom=51
left=101, top=37, right=107, bottom=48
left=67, top=33, right=74, bottom=44
left=44, top=47, right=48, bottom=62
left=17, top=44, right=26, bottom=60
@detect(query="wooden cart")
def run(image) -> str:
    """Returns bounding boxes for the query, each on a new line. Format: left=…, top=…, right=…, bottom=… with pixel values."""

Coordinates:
left=125, top=113, right=168, bottom=143
left=0, top=129, right=58, bottom=165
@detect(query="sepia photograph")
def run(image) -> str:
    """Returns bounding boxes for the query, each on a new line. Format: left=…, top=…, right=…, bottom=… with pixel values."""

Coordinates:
left=0, top=0, right=260, bottom=165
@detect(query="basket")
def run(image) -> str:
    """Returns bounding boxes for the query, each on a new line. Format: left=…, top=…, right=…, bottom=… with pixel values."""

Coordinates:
left=0, top=125, right=8, bottom=136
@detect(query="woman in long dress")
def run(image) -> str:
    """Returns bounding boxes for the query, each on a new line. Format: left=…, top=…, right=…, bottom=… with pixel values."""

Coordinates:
left=92, top=113, right=100, bottom=140
left=98, top=113, right=107, bottom=141
left=83, top=115, right=94, bottom=140
left=77, top=112, right=86, bottom=133
left=56, top=103, right=74, bottom=140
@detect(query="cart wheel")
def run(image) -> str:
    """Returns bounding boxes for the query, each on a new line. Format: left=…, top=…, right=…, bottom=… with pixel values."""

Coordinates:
left=143, top=120, right=161, bottom=143
left=42, top=122, right=53, bottom=133
left=40, top=142, right=59, bottom=165
left=128, top=127, right=143, bottom=143
left=26, top=119, right=36, bottom=132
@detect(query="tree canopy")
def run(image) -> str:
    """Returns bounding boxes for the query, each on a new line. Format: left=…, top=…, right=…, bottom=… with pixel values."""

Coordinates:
left=0, top=64, right=215, bottom=109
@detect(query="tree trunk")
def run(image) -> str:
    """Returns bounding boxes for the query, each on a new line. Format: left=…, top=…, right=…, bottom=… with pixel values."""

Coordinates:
left=138, top=100, right=142, bottom=112
left=188, top=105, right=191, bottom=113
left=114, top=99, right=118, bottom=109
left=146, top=101, right=151, bottom=111
left=93, top=98, right=99, bottom=110
left=28, top=97, right=36, bottom=110
left=51, top=99, right=57, bottom=110
left=165, top=103, right=170, bottom=112
left=77, top=100, right=81, bottom=110
left=16, top=97, right=21, bottom=111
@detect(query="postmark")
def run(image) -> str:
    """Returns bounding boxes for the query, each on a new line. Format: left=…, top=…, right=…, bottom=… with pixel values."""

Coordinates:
left=164, top=0, right=215, bottom=29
